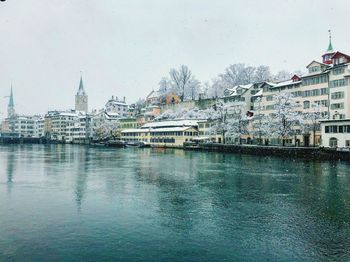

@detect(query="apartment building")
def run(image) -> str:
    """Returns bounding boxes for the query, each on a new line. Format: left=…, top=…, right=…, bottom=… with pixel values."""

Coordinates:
left=105, top=96, right=129, bottom=118
left=256, top=38, right=350, bottom=146
left=46, top=110, right=91, bottom=143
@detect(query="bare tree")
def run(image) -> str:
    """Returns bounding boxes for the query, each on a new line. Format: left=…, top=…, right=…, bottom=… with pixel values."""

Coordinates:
left=219, top=63, right=246, bottom=88
left=254, top=65, right=271, bottom=82
left=169, top=65, right=193, bottom=101
left=241, top=66, right=256, bottom=84
left=273, top=70, right=292, bottom=82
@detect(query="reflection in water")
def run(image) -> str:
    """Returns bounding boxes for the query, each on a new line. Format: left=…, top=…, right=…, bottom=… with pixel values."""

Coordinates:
left=6, top=146, right=16, bottom=194
left=0, top=145, right=349, bottom=261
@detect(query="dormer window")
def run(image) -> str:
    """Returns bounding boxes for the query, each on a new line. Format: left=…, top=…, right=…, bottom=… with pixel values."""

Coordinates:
left=309, top=66, right=320, bottom=74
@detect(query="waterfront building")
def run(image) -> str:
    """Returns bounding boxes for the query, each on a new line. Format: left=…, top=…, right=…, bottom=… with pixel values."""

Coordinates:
left=121, top=119, right=201, bottom=147
left=320, top=118, right=350, bottom=148
left=75, top=76, right=88, bottom=112
left=46, top=110, right=91, bottom=143
left=256, top=36, right=350, bottom=146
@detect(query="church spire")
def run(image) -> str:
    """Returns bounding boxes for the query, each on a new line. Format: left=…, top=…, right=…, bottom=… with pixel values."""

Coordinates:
left=77, top=75, right=86, bottom=95
left=8, top=86, right=14, bottom=108
left=326, top=29, right=334, bottom=52
left=7, top=86, right=15, bottom=118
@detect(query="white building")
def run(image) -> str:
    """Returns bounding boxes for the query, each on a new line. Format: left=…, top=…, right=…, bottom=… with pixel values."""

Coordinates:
left=105, top=96, right=129, bottom=118
left=320, top=119, right=350, bottom=148
left=46, top=110, right=92, bottom=143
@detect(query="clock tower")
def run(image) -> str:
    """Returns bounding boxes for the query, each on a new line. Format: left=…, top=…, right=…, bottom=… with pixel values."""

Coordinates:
left=75, top=76, right=88, bottom=112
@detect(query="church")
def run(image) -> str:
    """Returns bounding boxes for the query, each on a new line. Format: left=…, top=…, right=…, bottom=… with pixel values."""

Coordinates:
left=75, top=76, right=88, bottom=112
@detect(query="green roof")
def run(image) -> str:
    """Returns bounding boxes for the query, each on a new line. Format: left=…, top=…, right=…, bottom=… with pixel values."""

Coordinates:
left=327, top=39, right=333, bottom=52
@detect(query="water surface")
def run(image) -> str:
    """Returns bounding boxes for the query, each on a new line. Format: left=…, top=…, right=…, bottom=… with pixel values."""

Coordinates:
left=0, top=145, right=349, bottom=261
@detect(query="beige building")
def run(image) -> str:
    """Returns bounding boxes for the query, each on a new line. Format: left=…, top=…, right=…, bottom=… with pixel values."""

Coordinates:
left=257, top=37, right=350, bottom=146
left=121, top=119, right=200, bottom=147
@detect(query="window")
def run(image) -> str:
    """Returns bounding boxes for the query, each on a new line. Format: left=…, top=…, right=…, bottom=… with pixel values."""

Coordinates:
left=331, top=103, right=344, bottom=110
left=302, top=75, right=327, bottom=86
left=329, top=137, right=338, bottom=148
left=330, top=126, right=338, bottom=133
left=330, top=79, right=346, bottom=88
left=309, top=66, right=320, bottom=73
left=303, top=101, right=310, bottom=109
left=331, top=91, right=345, bottom=100
left=346, top=140, right=350, bottom=147
left=266, top=95, right=273, bottom=101
left=333, top=67, right=345, bottom=75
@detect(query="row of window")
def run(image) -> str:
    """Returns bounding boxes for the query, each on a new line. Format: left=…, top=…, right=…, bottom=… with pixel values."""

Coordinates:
left=150, top=138, right=176, bottom=143
left=330, top=103, right=344, bottom=110
left=330, top=79, right=347, bottom=88
left=331, top=91, right=345, bottom=100
left=332, top=67, right=345, bottom=75
left=122, top=131, right=199, bottom=137
left=325, top=125, right=350, bottom=133
left=302, top=75, right=328, bottom=86
left=309, top=66, right=320, bottom=73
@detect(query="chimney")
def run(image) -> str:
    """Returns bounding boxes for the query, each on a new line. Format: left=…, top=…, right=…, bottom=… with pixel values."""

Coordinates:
left=123, top=96, right=126, bottom=103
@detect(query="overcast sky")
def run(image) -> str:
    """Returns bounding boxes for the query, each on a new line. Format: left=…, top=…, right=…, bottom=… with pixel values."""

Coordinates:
left=0, top=0, right=349, bottom=115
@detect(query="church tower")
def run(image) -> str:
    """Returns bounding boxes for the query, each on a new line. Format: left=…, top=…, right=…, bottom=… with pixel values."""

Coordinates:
left=7, top=87, right=15, bottom=118
left=75, top=76, right=88, bottom=112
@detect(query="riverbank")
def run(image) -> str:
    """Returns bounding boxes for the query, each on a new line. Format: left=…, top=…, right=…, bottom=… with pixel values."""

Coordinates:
left=184, top=143, right=350, bottom=161
left=2, top=138, right=349, bottom=161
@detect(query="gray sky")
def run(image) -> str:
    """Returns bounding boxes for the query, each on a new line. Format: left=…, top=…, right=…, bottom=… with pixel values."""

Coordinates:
left=0, top=0, right=349, bottom=116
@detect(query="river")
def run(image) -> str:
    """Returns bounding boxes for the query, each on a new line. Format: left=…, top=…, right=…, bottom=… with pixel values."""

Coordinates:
left=0, top=145, right=349, bottom=261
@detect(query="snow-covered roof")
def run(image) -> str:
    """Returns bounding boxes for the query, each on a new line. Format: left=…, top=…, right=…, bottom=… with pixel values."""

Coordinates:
left=252, top=90, right=263, bottom=97
left=149, top=127, right=196, bottom=132
left=225, top=84, right=253, bottom=96
left=146, top=90, right=161, bottom=99
left=122, top=126, right=196, bottom=133
left=121, top=128, right=148, bottom=133
left=142, top=119, right=199, bottom=129
left=270, top=79, right=301, bottom=88
left=106, top=100, right=128, bottom=106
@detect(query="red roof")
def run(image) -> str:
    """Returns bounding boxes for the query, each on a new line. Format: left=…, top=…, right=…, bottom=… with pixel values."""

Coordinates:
left=331, top=51, right=350, bottom=61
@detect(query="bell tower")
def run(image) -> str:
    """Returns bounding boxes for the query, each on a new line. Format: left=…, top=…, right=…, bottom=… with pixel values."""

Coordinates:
left=75, top=75, right=88, bottom=112
left=7, top=86, right=15, bottom=118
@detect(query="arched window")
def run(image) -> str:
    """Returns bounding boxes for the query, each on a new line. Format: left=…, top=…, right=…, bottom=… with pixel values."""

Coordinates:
left=329, top=137, right=338, bottom=148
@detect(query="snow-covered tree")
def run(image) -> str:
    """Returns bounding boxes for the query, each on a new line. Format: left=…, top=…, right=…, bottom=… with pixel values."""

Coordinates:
left=169, top=65, right=201, bottom=101
left=207, top=100, right=248, bottom=144
left=273, top=70, right=293, bottom=82
left=219, top=63, right=247, bottom=88
left=251, top=98, right=272, bottom=145
left=92, top=115, right=120, bottom=140
left=158, top=77, right=172, bottom=102
left=254, top=65, right=271, bottom=82
left=270, top=92, right=303, bottom=146
left=225, top=102, right=250, bottom=144
left=155, top=107, right=208, bottom=121
left=302, top=102, right=326, bottom=146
